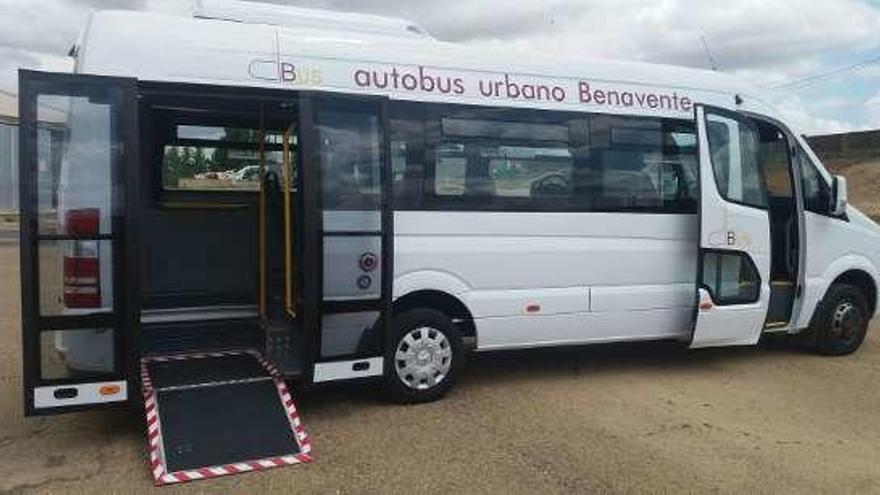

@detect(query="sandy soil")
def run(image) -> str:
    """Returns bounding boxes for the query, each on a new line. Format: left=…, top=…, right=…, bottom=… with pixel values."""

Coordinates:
left=2, top=241, right=880, bottom=494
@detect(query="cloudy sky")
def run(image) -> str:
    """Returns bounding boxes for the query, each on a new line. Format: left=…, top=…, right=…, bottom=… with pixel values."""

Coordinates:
left=1, top=0, right=880, bottom=134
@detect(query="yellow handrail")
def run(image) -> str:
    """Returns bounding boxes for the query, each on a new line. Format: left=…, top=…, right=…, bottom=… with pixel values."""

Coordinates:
left=283, top=124, right=297, bottom=317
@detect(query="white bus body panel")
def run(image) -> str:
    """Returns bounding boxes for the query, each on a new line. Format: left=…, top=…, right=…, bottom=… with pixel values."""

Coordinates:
left=796, top=208, right=880, bottom=330
left=59, top=9, right=880, bottom=354
left=77, top=11, right=747, bottom=119
left=395, top=211, right=696, bottom=350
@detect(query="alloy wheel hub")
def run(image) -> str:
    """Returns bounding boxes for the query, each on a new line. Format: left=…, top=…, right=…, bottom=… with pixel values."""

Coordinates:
left=832, top=301, right=862, bottom=340
left=395, top=327, right=452, bottom=390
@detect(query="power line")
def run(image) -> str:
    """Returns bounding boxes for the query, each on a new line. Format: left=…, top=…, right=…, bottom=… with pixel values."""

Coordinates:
left=770, top=53, right=880, bottom=91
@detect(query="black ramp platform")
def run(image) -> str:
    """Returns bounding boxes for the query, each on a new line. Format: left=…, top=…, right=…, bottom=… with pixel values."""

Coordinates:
left=150, top=353, right=268, bottom=389
left=159, top=380, right=299, bottom=472
left=141, top=351, right=311, bottom=485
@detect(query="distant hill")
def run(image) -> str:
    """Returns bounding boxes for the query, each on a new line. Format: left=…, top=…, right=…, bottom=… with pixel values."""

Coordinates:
left=809, top=129, right=880, bottom=166
left=808, top=129, right=880, bottom=220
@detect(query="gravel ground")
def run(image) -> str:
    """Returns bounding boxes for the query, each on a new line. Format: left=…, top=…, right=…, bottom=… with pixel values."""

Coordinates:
left=2, top=242, right=880, bottom=494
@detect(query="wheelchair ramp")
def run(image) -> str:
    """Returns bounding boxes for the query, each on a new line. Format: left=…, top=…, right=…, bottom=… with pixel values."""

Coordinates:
left=140, top=350, right=311, bottom=486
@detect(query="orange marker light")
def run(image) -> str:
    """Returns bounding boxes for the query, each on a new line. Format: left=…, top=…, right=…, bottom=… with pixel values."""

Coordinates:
left=526, top=304, right=541, bottom=313
left=99, top=384, right=121, bottom=396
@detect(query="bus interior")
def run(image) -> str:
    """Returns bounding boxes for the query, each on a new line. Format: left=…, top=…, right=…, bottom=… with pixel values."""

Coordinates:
left=756, top=119, right=801, bottom=328
left=139, top=88, right=305, bottom=374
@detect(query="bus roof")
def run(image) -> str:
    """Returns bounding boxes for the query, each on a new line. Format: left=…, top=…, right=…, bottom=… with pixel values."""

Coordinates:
left=75, top=8, right=778, bottom=122
left=192, top=0, right=433, bottom=39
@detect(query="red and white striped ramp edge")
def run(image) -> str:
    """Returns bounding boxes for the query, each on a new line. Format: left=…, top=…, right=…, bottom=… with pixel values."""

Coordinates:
left=140, top=349, right=312, bottom=486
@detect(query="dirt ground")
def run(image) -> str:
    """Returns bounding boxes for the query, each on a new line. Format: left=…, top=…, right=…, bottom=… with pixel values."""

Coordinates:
left=828, top=160, right=880, bottom=219
left=3, top=241, right=880, bottom=494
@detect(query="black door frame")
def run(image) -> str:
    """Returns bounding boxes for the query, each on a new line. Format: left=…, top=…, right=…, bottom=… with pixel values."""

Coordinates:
left=20, top=74, right=396, bottom=415
left=19, top=70, right=139, bottom=415
left=298, top=91, right=394, bottom=383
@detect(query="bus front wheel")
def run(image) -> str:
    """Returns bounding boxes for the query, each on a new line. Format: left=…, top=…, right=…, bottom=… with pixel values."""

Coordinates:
left=384, top=308, right=464, bottom=403
left=812, top=283, right=870, bottom=356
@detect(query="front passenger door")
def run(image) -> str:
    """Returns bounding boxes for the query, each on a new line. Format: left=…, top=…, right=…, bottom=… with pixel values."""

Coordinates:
left=690, top=105, right=771, bottom=348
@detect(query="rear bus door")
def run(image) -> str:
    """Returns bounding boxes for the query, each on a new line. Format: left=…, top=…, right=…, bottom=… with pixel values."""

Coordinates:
left=691, top=105, right=771, bottom=348
left=19, top=70, right=138, bottom=414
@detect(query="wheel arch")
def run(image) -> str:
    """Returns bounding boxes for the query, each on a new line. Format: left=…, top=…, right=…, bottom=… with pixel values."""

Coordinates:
left=808, top=255, right=880, bottom=327
left=392, top=290, right=477, bottom=341
left=830, top=269, right=877, bottom=317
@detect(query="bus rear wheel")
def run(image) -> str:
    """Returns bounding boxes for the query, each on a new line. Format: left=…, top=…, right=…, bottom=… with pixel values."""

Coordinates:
left=384, top=308, right=464, bottom=403
left=813, top=283, right=870, bottom=356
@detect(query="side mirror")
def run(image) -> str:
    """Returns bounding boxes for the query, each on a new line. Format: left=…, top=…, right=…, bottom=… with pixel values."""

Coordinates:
left=831, top=175, right=848, bottom=216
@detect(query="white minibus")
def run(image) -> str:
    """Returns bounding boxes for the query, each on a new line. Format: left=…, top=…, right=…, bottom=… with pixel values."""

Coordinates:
left=17, top=0, right=879, bottom=484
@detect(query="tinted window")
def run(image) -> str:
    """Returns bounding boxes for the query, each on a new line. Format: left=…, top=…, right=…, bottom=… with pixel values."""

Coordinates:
left=434, top=144, right=466, bottom=196
left=798, top=147, right=831, bottom=214
left=429, top=113, right=579, bottom=204
left=421, top=107, right=697, bottom=212
left=389, top=103, right=425, bottom=206
left=705, top=113, right=766, bottom=208
left=434, top=142, right=573, bottom=198
left=585, top=116, right=697, bottom=212
left=317, top=109, right=381, bottom=210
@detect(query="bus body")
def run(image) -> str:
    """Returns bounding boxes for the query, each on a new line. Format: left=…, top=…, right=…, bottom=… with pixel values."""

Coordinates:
left=19, top=4, right=880, bottom=416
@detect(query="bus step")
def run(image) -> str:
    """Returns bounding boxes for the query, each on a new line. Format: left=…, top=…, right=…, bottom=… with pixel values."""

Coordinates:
left=140, top=350, right=312, bottom=486
left=266, top=327, right=305, bottom=377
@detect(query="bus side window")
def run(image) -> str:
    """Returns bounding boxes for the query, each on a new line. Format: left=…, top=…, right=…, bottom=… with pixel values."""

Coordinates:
left=798, top=147, right=831, bottom=215
left=432, top=116, right=576, bottom=203
left=389, top=102, right=426, bottom=208
left=585, top=115, right=698, bottom=213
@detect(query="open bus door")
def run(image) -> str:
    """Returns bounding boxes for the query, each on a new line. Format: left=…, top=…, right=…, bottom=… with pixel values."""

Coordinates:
left=18, top=70, right=138, bottom=415
left=299, top=93, right=393, bottom=383
left=691, top=105, right=772, bottom=348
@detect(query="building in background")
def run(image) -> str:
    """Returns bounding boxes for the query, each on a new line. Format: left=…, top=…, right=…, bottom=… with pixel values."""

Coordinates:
left=0, top=90, right=67, bottom=217
left=0, top=90, right=17, bottom=213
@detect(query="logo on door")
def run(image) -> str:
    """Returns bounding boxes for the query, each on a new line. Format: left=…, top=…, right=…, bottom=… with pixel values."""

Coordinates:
left=708, top=229, right=751, bottom=248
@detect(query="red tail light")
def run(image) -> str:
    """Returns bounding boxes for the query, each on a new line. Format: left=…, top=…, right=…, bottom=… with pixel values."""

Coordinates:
left=63, top=208, right=101, bottom=309
left=65, top=208, right=100, bottom=236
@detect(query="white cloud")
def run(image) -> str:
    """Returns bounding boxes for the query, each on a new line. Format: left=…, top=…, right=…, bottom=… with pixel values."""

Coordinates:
left=352, top=0, right=880, bottom=77
left=774, top=93, right=861, bottom=135
left=0, top=0, right=879, bottom=132
left=867, top=90, right=880, bottom=128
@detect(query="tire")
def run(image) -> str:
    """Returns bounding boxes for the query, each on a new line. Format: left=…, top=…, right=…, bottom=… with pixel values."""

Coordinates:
left=383, top=308, right=464, bottom=404
left=812, top=283, right=870, bottom=356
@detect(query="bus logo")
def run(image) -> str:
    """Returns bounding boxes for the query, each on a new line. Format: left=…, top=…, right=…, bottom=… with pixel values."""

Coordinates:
left=248, top=59, right=323, bottom=85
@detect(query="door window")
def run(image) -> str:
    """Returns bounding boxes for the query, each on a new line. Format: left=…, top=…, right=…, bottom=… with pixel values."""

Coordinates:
left=317, top=109, right=382, bottom=210
left=702, top=251, right=760, bottom=304
left=797, top=147, right=831, bottom=214
left=37, top=94, right=119, bottom=235
left=705, top=114, right=766, bottom=208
